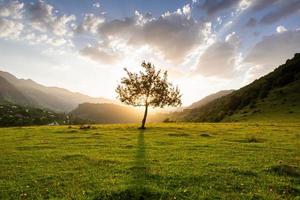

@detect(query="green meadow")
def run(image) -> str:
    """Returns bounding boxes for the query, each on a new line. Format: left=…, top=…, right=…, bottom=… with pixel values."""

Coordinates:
left=1, top=123, right=300, bottom=199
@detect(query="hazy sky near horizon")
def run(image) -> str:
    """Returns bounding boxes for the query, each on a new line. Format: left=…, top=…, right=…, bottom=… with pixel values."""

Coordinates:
left=0, top=0, right=299, bottom=105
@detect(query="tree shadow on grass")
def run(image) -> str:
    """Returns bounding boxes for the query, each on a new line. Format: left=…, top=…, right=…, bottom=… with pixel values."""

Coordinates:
left=94, top=130, right=162, bottom=200
left=131, top=129, right=146, bottom=188
left=126, top=130, right=162, bottom=199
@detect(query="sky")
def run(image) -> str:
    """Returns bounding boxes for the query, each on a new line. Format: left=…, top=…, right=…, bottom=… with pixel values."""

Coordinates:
left=0, top=0, right=299, bottom=106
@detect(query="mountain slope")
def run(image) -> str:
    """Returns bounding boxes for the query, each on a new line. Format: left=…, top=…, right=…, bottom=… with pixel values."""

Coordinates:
left=188, top=90, right=234, bottom=109
left=0, top=71, right=116, bottom=112
left=170, top=53, right=300, bottom=122
left=0, top=76, right=31, bottom=105
left=70, top=103, right=142, bottom=123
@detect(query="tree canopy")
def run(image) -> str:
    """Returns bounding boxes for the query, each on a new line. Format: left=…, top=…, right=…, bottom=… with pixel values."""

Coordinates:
left=116, top=61, right=182, bottom=128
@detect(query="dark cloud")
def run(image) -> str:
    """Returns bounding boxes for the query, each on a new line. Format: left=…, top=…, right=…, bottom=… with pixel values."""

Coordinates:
left=245, top=17, right=257, bottom=27
left=201, top=0, right=240, bottom=16
left=253, top=31, right=260, bottom=37
left=250, top=0, right=279, bottom=12
left=260, top=0, right=300, bottom=24
left=95, top=7, right=204, bottom=63
left=80, top=45, right=119, bottom=64
left=196, top=39, right=238, bottom=78
left=244, top=30, right=300, bottom=71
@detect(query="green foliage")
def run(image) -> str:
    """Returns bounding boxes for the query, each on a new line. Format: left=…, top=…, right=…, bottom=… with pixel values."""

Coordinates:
left=116, top=61, right=181, bottom=108
left=0, top=122, right=299, bottom=199
left=0, top=103, right=69, bottom=126
left=116, top=61, right=182, bottom=128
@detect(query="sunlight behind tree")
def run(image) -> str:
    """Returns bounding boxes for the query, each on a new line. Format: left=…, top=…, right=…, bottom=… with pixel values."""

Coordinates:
left=116, top=61, right=182, bottom=129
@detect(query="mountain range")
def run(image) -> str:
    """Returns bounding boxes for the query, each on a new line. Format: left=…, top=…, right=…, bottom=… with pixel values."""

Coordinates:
left=0, top=71, right=116, bottom=112
left=70, top=103, right=142, bottom=124
left=187, top=90, right=234, bottom=109
left=0, top=53, right=299, bottom=125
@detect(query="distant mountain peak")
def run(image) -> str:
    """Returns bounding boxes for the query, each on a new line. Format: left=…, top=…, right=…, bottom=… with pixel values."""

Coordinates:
left=0, top=70, right=117, bottom=112
left=188, top=90, right=235, bottom=109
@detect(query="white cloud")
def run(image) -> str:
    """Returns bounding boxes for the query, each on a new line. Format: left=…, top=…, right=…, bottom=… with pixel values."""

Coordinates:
left=225, top=31, right=237, bottom=43
left=93, top=2, right=101, bottom=8
left=52, top=15, right=76, bottom=36
left=276, top=25, right=287, bottom=33
left=237, top=0, right=252, bottom=12
left=27, top=1, right=75, bottom=36
left=0, top=18, right=23, bottom=39
left=0, top=0, right=24, bottom=19
left=77, top=13, right=104, bottom=34
left=182, top=4, right=191, bottom=18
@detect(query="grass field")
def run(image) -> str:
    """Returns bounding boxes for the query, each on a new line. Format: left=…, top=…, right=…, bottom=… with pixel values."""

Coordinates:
left=0, top=123, right=299, bottom=199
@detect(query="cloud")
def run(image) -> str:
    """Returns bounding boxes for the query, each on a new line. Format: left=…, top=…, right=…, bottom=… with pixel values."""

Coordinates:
left=260, top=0, right=300, bottom=24
left=0, top=18, right=23, bottom=39
left=195, top=33, right=240, bottom=78
left=77, top=13, right=104, bottom=34
left=80, top=44, right=120, bottom=64
left=94, top=5, right=203, bottom=63
left=276, top=25, right=287, bottom=33
left=200, top=0, right=240, bottom=16
left=0, top=1, right=76, bottom=47
left=0, top=0, right=24, bottom=19
left=26, top=1, right=75, bottom=36
left=245, top=17, right=257, bottom=27
left=244, top=30, right=300, bottom=73
left=250, top=0, right=279, bottom=12
left=93, top=2, right=101, bottom=8
left=0, top=1, right=24, bottom=40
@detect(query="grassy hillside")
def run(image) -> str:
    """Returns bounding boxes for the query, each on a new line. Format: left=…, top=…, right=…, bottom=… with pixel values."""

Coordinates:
left=170, top=53, right=300, bottom=122
left=0, top=123, right=299, bottom=199
left=225, top=79, right=300, bottom=122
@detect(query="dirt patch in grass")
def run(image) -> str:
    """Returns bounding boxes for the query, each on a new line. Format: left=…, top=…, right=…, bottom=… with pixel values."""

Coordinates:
left=235, top=136, right=265, bottom=143
left=168, top=133, right=190, bottom=137
left=65, top=136, right=81, bottom=139
left=266, top=164, right=300, bottom=177
left=199, top=132, right=211, bottom=137
left=93, top=133, right=103, bottom=136
left=93, top=159, right=121, bottom=167
left=119, top=137, right=131, bottom=141
left=124, top=145, right=134, bottom=149
left=67, top=130, right=78, bottom=133
left=155, top=141, right=172, bottom=146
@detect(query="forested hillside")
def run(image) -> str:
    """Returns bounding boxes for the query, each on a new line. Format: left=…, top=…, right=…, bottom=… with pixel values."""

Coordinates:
left=169, top=53, right=300, bottom=122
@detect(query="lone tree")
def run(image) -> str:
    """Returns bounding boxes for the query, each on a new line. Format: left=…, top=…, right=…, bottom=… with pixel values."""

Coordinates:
left=116, top=61, right=182, bottom=129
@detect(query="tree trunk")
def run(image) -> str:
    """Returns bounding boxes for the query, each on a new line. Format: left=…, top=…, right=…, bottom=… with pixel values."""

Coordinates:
left=140, top=104, right=148, bottom=129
